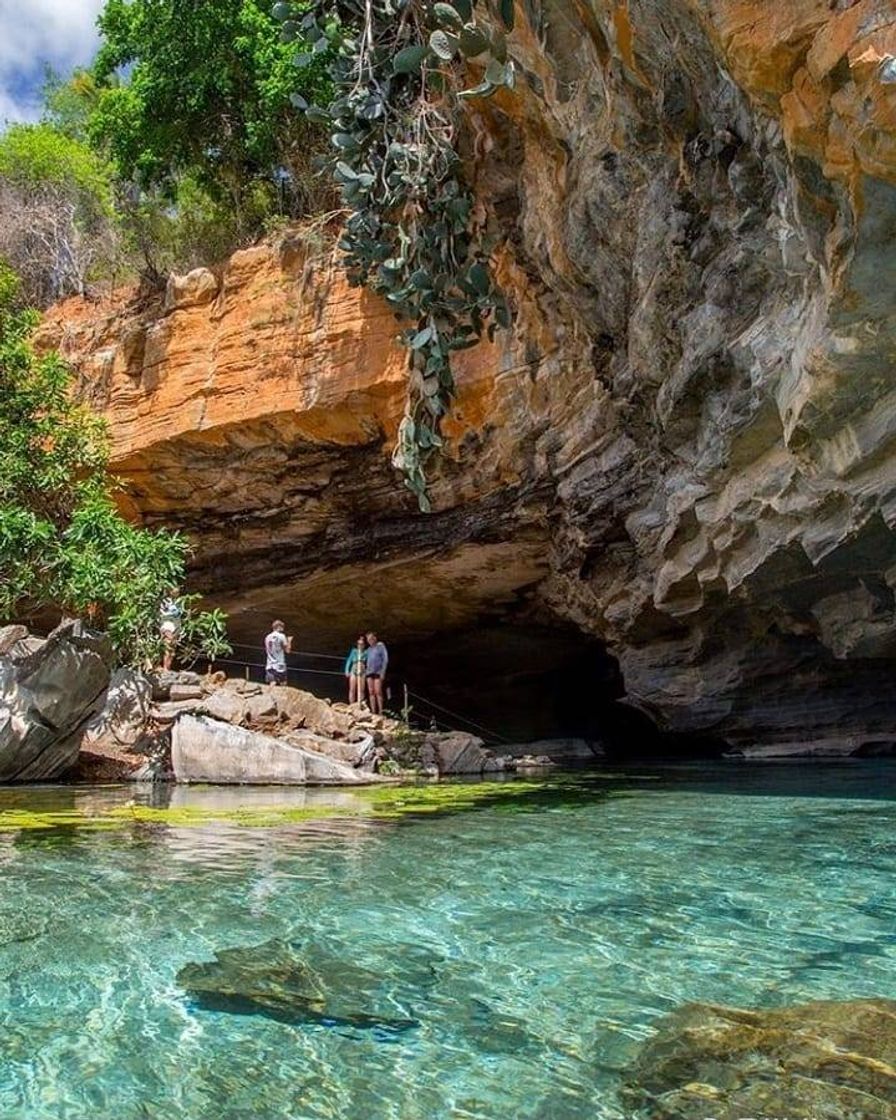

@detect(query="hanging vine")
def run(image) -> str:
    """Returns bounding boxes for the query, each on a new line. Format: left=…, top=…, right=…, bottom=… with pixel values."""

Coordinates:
left=274, top=0, right=516, bottom=510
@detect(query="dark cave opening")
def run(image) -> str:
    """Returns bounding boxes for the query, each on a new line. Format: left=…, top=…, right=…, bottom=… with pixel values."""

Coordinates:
left=387, top=624, right=726, bottom=758
left=389, top=624, right=626, bottom=746
left=215, top=612, right=731, bottom=759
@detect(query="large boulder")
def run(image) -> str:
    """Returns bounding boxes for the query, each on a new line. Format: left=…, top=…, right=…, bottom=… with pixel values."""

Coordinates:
left=84, top=667, right=153, bottom=749
left=282, top=730, right=375, bottom=767
left=0, top=623, right=114, bottom=782
left=623, top=998, right=896, bottom=1120
left=273, top=687, right=356, bottom=738
left=171, top=713, right=374, bottom=785
left=164, top=267, right=219, bottom=312
left=503, top=738, right=601, bottom=763
left=421, top=730, right=505, bottom=775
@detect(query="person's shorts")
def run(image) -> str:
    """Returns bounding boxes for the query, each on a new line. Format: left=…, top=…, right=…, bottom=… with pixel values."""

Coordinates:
left=160, top=621, right=180, bottom=640
left=265, top=668, right=287, bottom=685
left=366, top=673, right=381, bottom=681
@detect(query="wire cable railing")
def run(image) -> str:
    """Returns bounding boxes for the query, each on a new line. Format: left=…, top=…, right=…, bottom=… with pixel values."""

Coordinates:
left=201, top=647, right=511, bottom=745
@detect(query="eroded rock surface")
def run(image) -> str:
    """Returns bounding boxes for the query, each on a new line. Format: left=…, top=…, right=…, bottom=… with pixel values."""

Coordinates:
left=81, top=671, right=509, bottom=783
left=38, top=0, right=896, bottom=751
left=623, top=998, right=896, bottom=1119
left=171, top=714, right=373, bottom=785
left=0, top=624, right=113, bottom=782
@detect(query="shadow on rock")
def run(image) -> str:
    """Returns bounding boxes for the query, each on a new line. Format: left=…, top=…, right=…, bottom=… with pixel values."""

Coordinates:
left=622, top=997, right=896, bottom=1119
left=0, top=623, right=113, bottom=782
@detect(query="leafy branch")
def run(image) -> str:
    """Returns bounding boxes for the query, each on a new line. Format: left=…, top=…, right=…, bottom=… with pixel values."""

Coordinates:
left=276, top=0, right=515, bottom=509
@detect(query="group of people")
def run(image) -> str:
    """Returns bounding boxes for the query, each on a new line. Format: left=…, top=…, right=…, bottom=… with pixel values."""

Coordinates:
left=343, top=631, right=389, bottom=714
left=264, top=621, right=390, bottom=715
left=158, top=594, right=391, bottom=716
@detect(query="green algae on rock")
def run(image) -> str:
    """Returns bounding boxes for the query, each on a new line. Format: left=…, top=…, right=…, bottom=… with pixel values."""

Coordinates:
left=623, top=997, right=896, bottom=1120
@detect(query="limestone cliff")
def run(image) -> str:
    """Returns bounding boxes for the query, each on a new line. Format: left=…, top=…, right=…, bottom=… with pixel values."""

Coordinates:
left=38, top=0, right=896, bottom=752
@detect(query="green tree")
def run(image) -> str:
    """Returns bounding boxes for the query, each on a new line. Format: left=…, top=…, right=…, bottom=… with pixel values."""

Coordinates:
left=0, top=123, right=119, bottom=306
left=90, top=0, right=333, bottom=237
left=114, top=174, right=250, bottom=281
left=40, top=68, right=252, bottom=280
left=41, top=67, right=104, bottom=142
left=0, top=265, right=229, bottom=666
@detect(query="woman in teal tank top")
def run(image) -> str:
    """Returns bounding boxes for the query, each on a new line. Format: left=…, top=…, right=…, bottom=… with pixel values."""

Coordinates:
left=344, top=635, right=368, bottom=704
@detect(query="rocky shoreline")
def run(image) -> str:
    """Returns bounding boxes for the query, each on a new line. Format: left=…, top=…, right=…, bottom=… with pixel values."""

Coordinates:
left=3, top=624, right=565, bottom=785
left=77, top=667, right=529, bottom=785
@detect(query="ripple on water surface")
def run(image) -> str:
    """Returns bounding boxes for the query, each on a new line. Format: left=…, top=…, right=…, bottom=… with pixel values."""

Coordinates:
left=0, top=764, right=894, bottom=1119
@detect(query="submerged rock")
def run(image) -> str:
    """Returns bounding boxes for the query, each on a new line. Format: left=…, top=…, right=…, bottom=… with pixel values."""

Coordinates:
left=623, top=998, right=896, bottom=1120
left=0, top=623, right=113, bottom=782
left=177, top=939, right=424, bottom=1034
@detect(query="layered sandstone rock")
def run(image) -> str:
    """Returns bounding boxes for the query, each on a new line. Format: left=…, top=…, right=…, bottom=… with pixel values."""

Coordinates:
left=37, top=0, right=896, bottom=752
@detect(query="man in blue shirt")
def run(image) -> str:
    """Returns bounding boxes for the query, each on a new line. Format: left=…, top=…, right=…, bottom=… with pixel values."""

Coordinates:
left=365, top=631, right=389, bottom=714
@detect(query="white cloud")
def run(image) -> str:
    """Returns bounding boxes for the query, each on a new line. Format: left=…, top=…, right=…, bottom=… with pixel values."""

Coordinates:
left=0, top=0, right=106, bottom=126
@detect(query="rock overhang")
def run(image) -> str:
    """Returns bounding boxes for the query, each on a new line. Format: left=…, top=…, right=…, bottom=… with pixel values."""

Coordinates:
left=33, top=0, right=896, bottom=756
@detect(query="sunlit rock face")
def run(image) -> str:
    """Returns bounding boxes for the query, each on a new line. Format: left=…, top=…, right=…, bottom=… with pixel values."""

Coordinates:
left=37, top=0, right=896, bottom=752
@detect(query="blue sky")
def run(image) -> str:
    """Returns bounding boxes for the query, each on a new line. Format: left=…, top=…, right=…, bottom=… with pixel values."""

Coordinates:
left=0, top=0, right=106, bottom=125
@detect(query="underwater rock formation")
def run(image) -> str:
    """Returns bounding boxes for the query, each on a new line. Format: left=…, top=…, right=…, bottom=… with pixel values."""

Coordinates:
left=177, top=939, right=425, bottom=1033
left=623, top=997, right=896, bottom=1119
left=37, top=0, right=896, bottom=751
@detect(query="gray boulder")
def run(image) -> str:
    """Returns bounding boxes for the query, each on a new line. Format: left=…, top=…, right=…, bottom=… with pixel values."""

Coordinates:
left=505, top=737, right=602, bottom=762
left=84, top=667, right=152, bottom=748
left=148, top=669, right=202, bottom=701
left=421, top=730, right=505, bottom=775
left=171, top=714, right=375, bottom=785
left=0, top=623, right=114, bottom=782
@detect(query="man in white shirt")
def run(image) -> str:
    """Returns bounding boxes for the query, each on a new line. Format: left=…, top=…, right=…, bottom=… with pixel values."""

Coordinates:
left=264, top=620, right=292, bottom=685
left=159, top=587, right=182, bottom=671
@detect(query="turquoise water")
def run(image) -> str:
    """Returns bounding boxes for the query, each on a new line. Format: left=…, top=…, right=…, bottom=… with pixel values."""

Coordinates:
left=1, top=764, right=895, bottom=1119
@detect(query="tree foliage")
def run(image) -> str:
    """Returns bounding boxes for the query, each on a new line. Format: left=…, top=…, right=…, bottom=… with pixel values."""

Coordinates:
left=0, top=266, right=229, bottom=666
left=0, top=124, right=119, bottom=307
left=90, top=0, right=334, bottom=235
left=276, top=0, right=515, bottom=509
left=7, top=4, right=339, bottom=289
left=41, top=67, right=104, bottom=142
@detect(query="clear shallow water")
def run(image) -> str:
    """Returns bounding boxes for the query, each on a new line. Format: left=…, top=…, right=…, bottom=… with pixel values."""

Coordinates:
left=0, top=764, right=895, bottom=1119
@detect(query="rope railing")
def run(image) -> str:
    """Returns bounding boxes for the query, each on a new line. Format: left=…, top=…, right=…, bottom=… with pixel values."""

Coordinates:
left=227, top=642, right=345, bottom=663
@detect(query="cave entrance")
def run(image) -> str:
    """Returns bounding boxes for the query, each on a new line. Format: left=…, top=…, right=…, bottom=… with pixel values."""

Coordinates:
left=389, top=624, right=626, bottom=745
left=219, top=608, right=643, bottom=749
left=209, top=543, right=660, bottom=752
